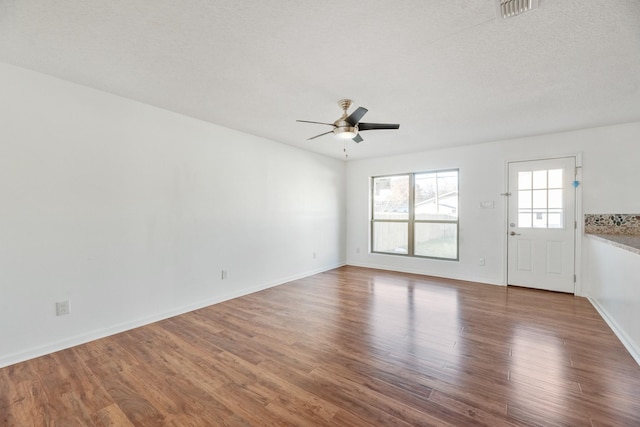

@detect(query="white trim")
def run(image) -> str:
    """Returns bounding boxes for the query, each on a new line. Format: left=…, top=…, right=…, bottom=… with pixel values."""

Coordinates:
left=501, top=160, right=510, bottom=285
left=346, top=262, right=503, bottom=286
left=504, top=154, right=583, bottom=294
left=573, top=152, right=584, bottom=295
left=0, top=262, right=345, bottom=369
left=589, top=297, right=640, bottom=366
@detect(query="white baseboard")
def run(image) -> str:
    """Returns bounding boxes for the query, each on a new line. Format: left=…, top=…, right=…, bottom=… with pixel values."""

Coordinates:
left=588, top=297, right=640, bottom=366
left=0, top=262, right=345, bottom=369
left=346, top=262, right=503, bottom=287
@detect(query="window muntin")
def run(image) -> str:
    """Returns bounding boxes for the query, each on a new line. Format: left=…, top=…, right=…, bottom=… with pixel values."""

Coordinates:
left=517, top=168, right=563, bottom=229
left=371, top=170, right=459, bottom=260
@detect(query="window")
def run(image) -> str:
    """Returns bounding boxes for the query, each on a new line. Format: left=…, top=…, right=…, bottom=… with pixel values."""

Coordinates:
left=371, top=169, right=459, bottom=260
left=517, top=168, right=563, bottom=228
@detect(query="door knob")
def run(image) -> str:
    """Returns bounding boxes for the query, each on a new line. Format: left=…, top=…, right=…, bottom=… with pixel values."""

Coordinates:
left=510, top=231, right=521, bottom=236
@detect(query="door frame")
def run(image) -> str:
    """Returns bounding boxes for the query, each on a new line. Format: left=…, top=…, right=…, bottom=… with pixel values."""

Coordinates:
left=502, top=153, right=584, bottom=295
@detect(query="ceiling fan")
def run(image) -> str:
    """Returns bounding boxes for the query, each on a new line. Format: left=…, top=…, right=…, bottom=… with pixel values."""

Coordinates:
left=297, top=99, right=400, bottom=143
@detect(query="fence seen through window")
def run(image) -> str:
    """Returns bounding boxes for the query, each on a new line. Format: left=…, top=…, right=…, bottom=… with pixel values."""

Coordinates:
left=372, top=170, right=459, bottom=260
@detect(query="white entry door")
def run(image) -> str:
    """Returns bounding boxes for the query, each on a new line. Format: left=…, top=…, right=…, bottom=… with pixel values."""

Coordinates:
left=507, top=157, right=576, bottom=293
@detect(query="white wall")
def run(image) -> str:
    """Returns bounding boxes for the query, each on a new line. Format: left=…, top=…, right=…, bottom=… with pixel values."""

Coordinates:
left=346, top=121, right=640, bottom=290
left=2, top=60, right=638, bottom=369
left=0, top=63, right=346, bottom=367
left=586, top=237, right=640, bottom=364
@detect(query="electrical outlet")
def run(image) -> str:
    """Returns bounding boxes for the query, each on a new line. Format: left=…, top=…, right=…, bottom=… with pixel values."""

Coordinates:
left=479, top=258, right=485, bottom=266
left=56, top=300, right=70, bottom=316
left=313, top=252, right=316, bottom=259
left=221, top=270, right=228, bottom=280
left=356, top=247, right=360, bottom=254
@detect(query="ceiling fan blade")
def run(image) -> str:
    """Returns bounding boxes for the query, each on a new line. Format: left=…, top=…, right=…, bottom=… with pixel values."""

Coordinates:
left=297, top=120, right=335, bottom=126
left=353, top=134, right=363, bottom=143
left=307, top=130, right=334, bottom=140
left=345, top=107, right=368, bottom=126
left=358, top=122, right=400, bottom=131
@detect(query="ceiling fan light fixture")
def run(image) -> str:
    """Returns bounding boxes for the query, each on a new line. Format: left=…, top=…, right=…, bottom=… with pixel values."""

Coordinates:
left=334, top=126, right=358, bottom=139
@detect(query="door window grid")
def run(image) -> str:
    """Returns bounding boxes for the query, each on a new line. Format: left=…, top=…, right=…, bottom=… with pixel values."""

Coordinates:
left=517, top=169, right=563, bottom=228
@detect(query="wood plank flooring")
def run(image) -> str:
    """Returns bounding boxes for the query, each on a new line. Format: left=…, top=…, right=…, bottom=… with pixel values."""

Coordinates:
left=2, top=266, right=640, bottom=426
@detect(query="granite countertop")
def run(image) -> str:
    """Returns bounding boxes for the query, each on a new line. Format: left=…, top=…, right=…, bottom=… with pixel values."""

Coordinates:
left=587, top=234, right=640, bottom=255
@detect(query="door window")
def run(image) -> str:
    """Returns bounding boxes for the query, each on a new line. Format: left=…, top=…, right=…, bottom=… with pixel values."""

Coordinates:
left=517, top=169, right=563, bottom=229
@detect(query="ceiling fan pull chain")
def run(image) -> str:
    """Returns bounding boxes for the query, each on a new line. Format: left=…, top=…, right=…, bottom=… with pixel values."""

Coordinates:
left=343, top=140, right=348, bottom=159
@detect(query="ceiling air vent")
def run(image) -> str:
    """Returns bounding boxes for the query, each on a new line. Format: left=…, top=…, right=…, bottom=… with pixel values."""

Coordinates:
left=497, top=0, right=538, bottom=19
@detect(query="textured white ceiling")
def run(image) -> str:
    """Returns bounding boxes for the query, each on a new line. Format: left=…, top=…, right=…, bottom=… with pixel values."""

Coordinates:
left=1, top=0, right=639, bottom=160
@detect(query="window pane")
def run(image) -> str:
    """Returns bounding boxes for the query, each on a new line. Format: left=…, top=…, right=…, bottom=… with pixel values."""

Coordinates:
left=548, top=169, right=563, bottom=188
left=414, top=173, right=435, bottom=213
left=519, top=212, right=532, bottom=228
left=548, top=212, right=563, bottom=228
left=414, top=223, right=457, bottom=259
left=437, top=172, right=458, bottom=197
left=415, top=171, right=458, bottom=220
left=533, top=170, right=547, bottom=189
left=532, top=189, right=547, bottom=209
left=532, top=210, right=547, bottom=228
left=518, top=190, right=532, bottom=209
left=518, top=171, right=532, bottom=190
left=372, top=222, right=408, bottom=254
left=548, top=189, right=562, bottom=209
left=373, top=175, right=409, bottom=220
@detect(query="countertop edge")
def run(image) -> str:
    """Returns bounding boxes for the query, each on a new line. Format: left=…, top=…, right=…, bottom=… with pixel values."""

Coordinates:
left=586, top=233, right=640, bottom=255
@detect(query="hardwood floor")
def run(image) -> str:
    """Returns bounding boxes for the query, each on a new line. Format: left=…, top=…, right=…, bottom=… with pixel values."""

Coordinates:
left=2, top=266, right=639, bottom=426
